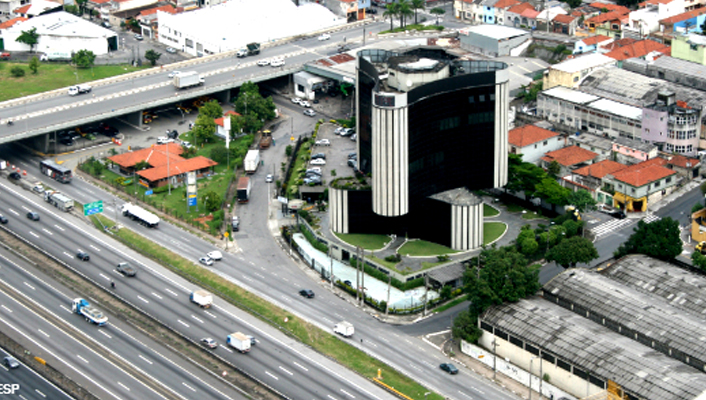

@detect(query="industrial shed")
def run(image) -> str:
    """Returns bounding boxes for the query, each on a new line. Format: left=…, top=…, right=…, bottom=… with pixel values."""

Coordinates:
left=458, top=25, right=530, bottom=57
left=479, top=298, right=706, bottom=400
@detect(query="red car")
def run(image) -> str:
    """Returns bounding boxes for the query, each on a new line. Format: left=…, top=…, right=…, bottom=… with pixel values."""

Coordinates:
left=0, top=53, right=10, bottom=60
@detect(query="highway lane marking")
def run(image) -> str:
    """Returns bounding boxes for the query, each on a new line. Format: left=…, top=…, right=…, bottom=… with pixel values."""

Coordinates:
left=221, top=346, right=233, bottom=353
left=54, top=225, right=64, bottom=231
left=38, top=329, right=49, bottom=338
left=281, top=295, right=291, bottom=303
left=1, top=305, right=11, bottom=313
left=89, top=245, right=101, bottom=252
left=42, top=228, right=53, bottom=236
left=99, top=330, right=112, bottom=339
left=242, top=275, right=253, bottom=282
left=77, top=355, right=89, bottom=364
left=137, top=296, right=149, bottom=304
left=29, top=231, right=39, bottom=238
left=35, top=389, right=47, bottom=397
left=327, top=395, right=339, bottom=400
left=249, top=261, right=256, bottom=266
left=254, top=273, right=265, bottom=279
left=379, top=337, right=389, bottom=343
left=99, top=273, right=110, bottom=281
left=340, top=389, right=355, bottom=398
left=322, top=317, right=332, bottom=324
left=182, top=382, right=196, bottom=392
left=138, top=355, right=153, bottom=364
left=282, top=277, right=289, bottom=282
left=23, top=282, right=35, bottom=290
left=151, top=292, right=162, bottom=300
left=8, top=209, right=18, bottom=216
left=203, top=310, right=216, bottom=319
left=265, top=371, right=279, bottom=380
left=278, top=366, right=293, bottom=376
left=63, top=251, right=73, bottom=258
left=458, top=391, right=473, bottom=399
left=60, top=305, right=70, bottom=313
left=117, top=382, right=130, bottom=391
left=178, top=319, right=190, bottom=328
left=405, top=339, right=413, bottom=344
left=473, top=387, right=485, bottom=394
left=293, top=362, right=308, bottom=371
left=271, top=272, right=278, bottom=277
left=409, top=363, right=422, bottom=372
left=191, top=315, right=204, bottom=324
left=165, top=288, right=178, bottom=297
left=21, top=206, right=31, bottom=212
left=367, top=341, right=377, bottom=348
left=334, top=313, right=343, bottom=319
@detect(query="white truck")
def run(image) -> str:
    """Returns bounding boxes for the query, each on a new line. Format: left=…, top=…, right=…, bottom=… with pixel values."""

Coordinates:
left=334, top=321, right=354, bottom=337
left=190, top=290, right=213, bottom=308
left=71, top=298, right=108, bottom=326
left=44, top=190, right=74, bottom=212
left=121, top=203, right=160, bottom=228
left=173, top=71, right=205, bottom=89
left=226, top=332, right=251, bottom=353
left=68, top=84, right=92, bottom=96
left=244, top=150, right=260, bottom=174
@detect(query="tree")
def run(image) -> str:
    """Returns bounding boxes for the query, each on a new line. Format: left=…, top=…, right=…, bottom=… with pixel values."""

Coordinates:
left=547, top=160, right=561, bottom=178
left=28, top=56, right=39, bottom=74
left=397, top=0, right=414, bottom=28
left=565, top=0, right=581, bottom=7
left=410, top=0, right=425, bottom=25
left=181, top=146, right=197, bottom=159
left=10, top=66, right=25, bottom=77
left=567, top=189, right=597, bottom=212
left=614, top=217, right=682, bottom=260
left=72, top=49, right=96, bottom=68
left=193, top=115, right=217, bottom=145
left=199, top=100, right=224, bottom=120
left=692, top=202, right=705, bottom=214
left=692, top=251, right=706, bottom=271
left=546, top=236, right=598, bottom=268
left=452, top=310, right=482, bottom=343
left=505, top=153, right=546, bottom=196
left=233, top=81, right=276, bottom=132
left=16, top=28, right=39, bottom=52
left=135, top=160, right=150, bottom=171
left=534, top=177, right=570, bottom=208
left=64, top=4, right=80, bottom=15
left=383, top=2, right=400, bottom=31
left=144, top=49, right=161, bottom=66
left=202, top=190, right=222, bottom=212
left=430, top=7, right=445, bottom=25
left=700, top=181, right=706, bottom=196
left=520, top=237, right=539, bottom=256
left=209, top=146, right=229, bottom=164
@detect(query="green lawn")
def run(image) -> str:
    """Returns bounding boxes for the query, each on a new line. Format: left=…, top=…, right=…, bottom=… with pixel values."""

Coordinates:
left=522, top=211, right=548, bottom=220
left=505, top=203, right=525, bottom=212
left=286, top=141, right=313, bottom=199
left=433, top=295, right=468, bottom=313
left=335, top=233, right=391, bottom=250
left=484, top=222, right=506, bottom=244
left=398, top=240, right=458, bottom=257
left=369, top=255, right=400, bottom=269
left=484, top=204, right=499, bottom=217
left=0, top=62, right=147, bottom=102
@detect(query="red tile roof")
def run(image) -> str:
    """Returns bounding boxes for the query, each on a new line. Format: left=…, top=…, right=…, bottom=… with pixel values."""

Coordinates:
left=573, top=160, right=627, bottom=178
left=589, top=2, right=630, bottom=13
left=610, top=161, right=676, bottom=186
left=108, top=143, right=184, bottom=169
left=214, top=110, right=241, bottom=127
left=640, top=0, right=676, bottom=6
left=553, top=14, right=576, bottom=24
left=494, top=0, right=521, bottom=8
left=139, top=4, right=177, bottom=16
left=138, top=156, right=218, bottom=181
left=585, top=10, right=629, bottom=25
left=663, top=154, right=700, bottom=168
left=659, top=8, right=706, bottom=25
left=509, top=125, right=560, bottom=147
left=601, top=37, right=637, bottom=50
left=507, top=2, right=535, bottom=14
left=521, top=8, right=540, bottom=18
left=541, top=146, right=598, bottom=166
left=0, top=17, right=27, bottom=29
left=13, top=4, right=31, bottom=14
left=604, top=39, right=671, bottom=61
left=581, top=35, right=612, bottom=45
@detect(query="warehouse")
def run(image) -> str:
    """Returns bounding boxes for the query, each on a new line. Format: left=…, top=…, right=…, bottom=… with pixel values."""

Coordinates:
left=458, top=25, right=530, bottom=57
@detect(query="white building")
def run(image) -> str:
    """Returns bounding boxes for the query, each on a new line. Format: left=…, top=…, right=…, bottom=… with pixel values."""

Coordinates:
left=1, top=11, right=117, bottom=55
left=157, top=0, right=345, bottom=57
left=624, top=0, right=684, bottom=39
left=508, top=123, right=564, bottom=164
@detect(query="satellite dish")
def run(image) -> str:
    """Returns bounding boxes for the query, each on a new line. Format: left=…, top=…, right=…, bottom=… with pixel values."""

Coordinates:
left=406, top=80, right=412, bottom=87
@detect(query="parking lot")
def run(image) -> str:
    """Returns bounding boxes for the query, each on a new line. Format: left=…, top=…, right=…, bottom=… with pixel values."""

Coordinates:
left=309, top=123, right=357, bottom=186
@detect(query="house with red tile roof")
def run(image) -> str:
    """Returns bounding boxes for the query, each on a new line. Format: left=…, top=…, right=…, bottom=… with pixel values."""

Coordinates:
left=585, top=10, right=630, bottom=37
left=566, top=159, right=629, bottom=202
left=214, top=110, right=241, bottom=139
left=0, top=17, right=28, bottom=30
left=505, top=2, right=538, bottom=28
left=603, top=159, right=678, bottom=211
left=589, top=2, right=630, bottom=14
left=603, top=39, right=671, bottom=62
left=658, top=8, right=706, bottom=37
left=540, top=145, right=599, bottom=176
left=136, top=4, right=177, bottom=39
left=108, top=143, right=218, bottom=188
left=12, top=0, right=62, bottom=17
left=551, top=13, right=578, bottom=35
left=508, top=124, right=564, bottom=164
left=573, top=35, right=614, bottom=54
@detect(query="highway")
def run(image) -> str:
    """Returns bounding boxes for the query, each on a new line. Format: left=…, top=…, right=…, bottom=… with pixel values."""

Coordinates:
left=0, top=241, right=249, bottom=400
left=0, top=346, right=74, bottom=400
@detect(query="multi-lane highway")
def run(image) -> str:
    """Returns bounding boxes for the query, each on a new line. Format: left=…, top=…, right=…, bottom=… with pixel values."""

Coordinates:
left=0, top=345, right=74, bottom=400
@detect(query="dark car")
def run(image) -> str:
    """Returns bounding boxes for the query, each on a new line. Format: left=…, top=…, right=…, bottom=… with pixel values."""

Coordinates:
left=101, top=21, right=111, bottom=28
left=76, top=251, right=90, bottom=261
left=348, top=159, right=358, bottom=169
left=8, top=172, right=21, bottom=181
left=3, top=356, right=19, bottom=369
left=0, top=215, right=7, bottom=224
left=167, top=130, right=179, bottom=140
left=367, top=8, right=377, bottom=14
left=440, top=363, right=458, bottom=374
left=348, top=152, right=357, bottom=159
left=609, top=210, right=627, bottom=219
left=26, top=212, right=39, bottom=221
left=99, top=123, right=119, bottom=137
left=311, top=153, right=326, bottom=160
left=299, top=289, right=315, bottom=298
left=343, top=280, right=352, bottom=287
left=59, top=137, right=74, bottom=146
left=117, top=262, right=137, bottom=277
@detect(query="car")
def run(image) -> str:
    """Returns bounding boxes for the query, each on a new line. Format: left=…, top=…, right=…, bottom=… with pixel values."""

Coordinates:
left=266, top=174, right=274, bottom=183
left=348, top=159, right=357, bottom=168
left=201, top=338, right=218, bottom=349
left=8, top=172, right=21, bottom=181
left=270, top=58, right=285, bottom=67
left=299, top=289, right=315, bottom=298
left=609, top=210, right=627, bottom=219
left=300, top=101, right=311, bottom=108
left=304, top=109, right=317, bottom=117
left=304, top=177, right=322, bottom=185
left=337, top=45, right=351, bottom=54
left=340, top=128, right=355, bottom=137
left=32, top=183, right=44, bottom=193
left=310, top=158, right=326, bottom=165
left=3, top=356, right=19, bottom=369
left=181, top=141, right=193, bottom=149
left=315, top=139, right=330, bottom=146
left=76, top=251, right=90, bottom=261
left=348, top=152, right=357, bottom=159
left=134, top=34, right=144, bottom=40
left=232, top=216, right=240, bottom=232
left=367, top=7, right=377, bottom=14
left=26, top=212, right=39, bottom=221
left=0, top=215, right=7, bottom=224
left=313, top=99, right=319, bottom=104
left=311, top=153, right=326, bottom=160
left=334, top=127, right=346, bottom=135
left=166, top=47, right=177, bottom=54
left=306, top=167, right=322, bottom=174
left=199, top=256, right=214, bottom=266
left=117, top=262, right=137, bottom=277
left=305, top=172, right=322, bottom=179
left=257, top=59, right=270, bottom=66
left=343, top=280, right=352, bottom=287
left=59, top=137, right=74, bottom=146
left=350, top=134, right=357, bottom=141
left=99, top=123, right=119, bottom=137
left=246, top=335, right=257, bottom=345
left=157, top=136, right=174, bottom=145
left=440, top=363, right=459, bottom=374
left=291, top=97, right=302, bottom=104
left=101, top=21, right=111, bottom=28
left=168, top=70, right=181, bottom=78
left=207, top=251, right=222, bottom=261
left=318, top=33, right=331, bottom=41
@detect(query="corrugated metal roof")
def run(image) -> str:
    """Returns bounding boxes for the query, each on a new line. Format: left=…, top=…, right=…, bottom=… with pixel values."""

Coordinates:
left=482, top=298, right=706, bottom=400
left=542, top=86, right=600, bottom=104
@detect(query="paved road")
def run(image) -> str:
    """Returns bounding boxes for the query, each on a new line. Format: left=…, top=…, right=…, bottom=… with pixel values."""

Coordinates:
left=0, top=345, right=74, bottom=400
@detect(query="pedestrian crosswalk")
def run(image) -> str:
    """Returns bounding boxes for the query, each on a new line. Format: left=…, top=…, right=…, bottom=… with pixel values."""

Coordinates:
left=642, top=212, right=661, bottom=224
left=590, top=212, right=661, bottom=239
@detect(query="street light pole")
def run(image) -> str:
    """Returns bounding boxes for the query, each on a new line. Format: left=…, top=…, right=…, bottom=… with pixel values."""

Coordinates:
left=530, top=356, right=539, bottom=400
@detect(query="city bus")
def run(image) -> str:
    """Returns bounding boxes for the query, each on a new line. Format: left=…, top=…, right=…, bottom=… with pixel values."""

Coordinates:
left=40, top=159, right=72, bottom=183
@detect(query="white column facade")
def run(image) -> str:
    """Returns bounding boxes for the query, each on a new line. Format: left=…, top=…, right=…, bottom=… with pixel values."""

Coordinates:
left=329, top=187, right=349, bottom=233
left=494, top=72, right=510, bottom=188
left=450, top=201, right=483, bottom=251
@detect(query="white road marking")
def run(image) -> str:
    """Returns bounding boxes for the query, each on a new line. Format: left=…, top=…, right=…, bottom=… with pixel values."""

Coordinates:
left=281, top=295, right=291, bottom=303
left=282, top=277, right=288, bottom=282
left=242, top=275, right=253, bottom=282
left=24, top=282, right=35, bottom=290
left=29, top=231, right=39, bottom=238
left=254, top=273, right=265, bottom=279
left=322, top=317, right=333, bottom=324
left=137, top=296, right=149, bottom=304
left=165, top=288, right=178, bottom=297
left=138, top=355, right=153, bottom=364
left=53, top=225, right=64, bottom=232
left=77, top=355, right=88, bottom=364
left=182, top=382, right=196, bottom=392
left=60, top=305, right=70, bottom=313
left=42, top=229, right=52, bottom=236
left=221, top=346, right=233, bottom=353
left=409, top=363, right=422, bottom=372
left=38, top=329, right=49, bottom=338
left=117, top=382, right=130, bottom=391
left=89, top=245, right=101, bottom=251
left=178, top=320, right=190, bottom=328
left=99, top=273, right=110, bottom=281
left=328, top=395, right=339, bottom=400
left=35, top=389, right=47, bottom=397
left=279, top=366, right=293, bottom=376
left=191, top=315, right=204, bottom=324
left=472, top=387, right=485, bottom=394
left=63, top=251, right=72, bottom=258
left=379, top=337, right=389, bottom=343
left=151, top=292, right=162, bottom=300
left=265, top=371, right=279, bottom=380
left=293, top=362, right=308, bottom=371
left=99, top=330, right=111, bottom=339
left=367, top=341, right=377, bottom=347
left=0, top=305, right=11, bottom=313
left=203, top=310, right=216, bottom=319
left=9, top=209, right=18, bottom=216
left=340, top=389, right=355, bottom=398
left=458, top=391, right=473, bottom=399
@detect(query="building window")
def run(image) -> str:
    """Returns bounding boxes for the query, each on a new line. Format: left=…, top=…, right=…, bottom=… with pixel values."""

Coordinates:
left=439, top=116, right=460, bottom=131
left=479, top=94, right=486, bottom=102
left=468, top=96, right=475, bottom=104
left=543, top=141, right=548, bottom=146
left=666, top=177, right=672, bottom=183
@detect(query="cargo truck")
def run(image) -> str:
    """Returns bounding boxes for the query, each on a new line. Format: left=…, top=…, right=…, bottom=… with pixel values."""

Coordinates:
left=236, top=42, right=260, bottom=57
left=334, top=321, right=354, bottom=337
left=72, top=298, right=108, bottom=326
left=122, top=203, right=160, bottom=228
left=237, top=177, right=251, bottom=203
left=173, top=71, right=205, bottom=89
left=44, top=191, right=74, bottom=212
left=259, top=130, right=272, bottom=149
left=190, top=290, right=213, bottom=308
left=68, top=84, right=92, bottom=96
left=244, top=150, right=260, bottom=174
left=226, top=332, right=251, bottom=353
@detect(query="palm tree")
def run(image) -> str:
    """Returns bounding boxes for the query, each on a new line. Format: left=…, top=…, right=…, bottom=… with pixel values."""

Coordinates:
left=430, top=7, right=446, bottom=25
left=411, top=0, right=425, bottom=25
left=397, top=0, right=413, bottom=28
left=383, top=2, right=400, bottom=31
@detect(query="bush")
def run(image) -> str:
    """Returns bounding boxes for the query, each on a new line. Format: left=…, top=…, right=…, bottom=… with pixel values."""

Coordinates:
left=10, top=66, right=25, bottom=77
left=384, top=254, right=402, bottom=263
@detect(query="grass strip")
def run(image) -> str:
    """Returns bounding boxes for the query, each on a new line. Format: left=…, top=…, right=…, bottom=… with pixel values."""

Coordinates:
left=90, top=214, right=444, bottom=400
left=484, top=222, right=506, bottom=244
left=433, top=295, right=468, bottom=313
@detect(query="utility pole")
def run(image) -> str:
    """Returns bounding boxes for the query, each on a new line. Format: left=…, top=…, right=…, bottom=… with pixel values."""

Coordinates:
left=386, top=274, right=391, bottom=314
left=355, top=247, right=361, bottom=303
left=360, top=249, right=365, bottom=306
left=492, top=338, right=497, bottom=381
left=423, top=273, right=428, bottom=316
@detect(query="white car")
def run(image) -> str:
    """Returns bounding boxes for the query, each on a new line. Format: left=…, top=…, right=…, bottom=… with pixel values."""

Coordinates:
left=207, top=251, right=222, bottom=261
left=318, top=34, right=331, bottom=41
left=300, top=101, right=311, bottom=108
left=266, top=174, right=274, bottom=183
left=291, top=97, right=302, bottom=105
left=199, top=256, right=214, bottom=266
left=307, top=167, right=322, bottom=174
left=316, top=139, right=330, bottom=146
left=157, top=136, right=174, bottom=144
left=181, top=141, right=193, bottom=149
left=334, top=127, right=345, bottom=135
left=168, top=71, right=181, bottom=78
left=310, top=158, right=326, bottom=166
left=304, top=109, right=317, bottom=117
left=270, top=58, right=285, bottom=67
left=257, top=59, right=270, bottom=66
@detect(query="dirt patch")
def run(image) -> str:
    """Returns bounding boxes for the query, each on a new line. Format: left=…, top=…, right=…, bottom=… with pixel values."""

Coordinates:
left=194, top=214, right=214, bottom=229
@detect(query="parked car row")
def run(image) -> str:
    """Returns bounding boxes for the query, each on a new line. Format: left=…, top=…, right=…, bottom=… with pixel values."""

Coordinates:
left=257, top=58, right=285, bottom=67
